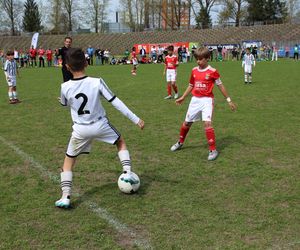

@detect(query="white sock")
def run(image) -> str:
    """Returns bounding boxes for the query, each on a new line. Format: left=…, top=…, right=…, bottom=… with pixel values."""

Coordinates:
left=13, top=91, right=17, bottom=99
left=8, top=92, right=13, bottom=100
left=60, top=171, right=73, bottom=199
left=118, top=150, right=131, bottom=174
left=244, top=74, right=248, bottom=82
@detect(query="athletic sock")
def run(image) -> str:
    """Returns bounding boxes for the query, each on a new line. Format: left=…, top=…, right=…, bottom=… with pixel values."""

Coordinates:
left=118, top=150, right=131, bottom=174
left=205, top=127, right=216, bottom=151
left=172, top=84, right=178, bottom=93
left=244, top=74, right=248, bottom=82
left=8, top=92, right=13, bottom=100
left=12, top=91, right=18, bottom=99
left=179, top=123, right=190, bottom=144
left=249, top=74, right=252, bottom=83
left=60, top=171, right=73, bottom=199
left=167, top=84, right=172, bottom=96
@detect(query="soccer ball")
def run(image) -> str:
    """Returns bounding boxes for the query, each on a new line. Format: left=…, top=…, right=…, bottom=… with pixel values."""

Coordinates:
left=118, top=172, right=140, bottom=194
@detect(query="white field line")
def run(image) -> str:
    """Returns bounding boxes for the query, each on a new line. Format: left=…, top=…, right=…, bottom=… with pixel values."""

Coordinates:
left=0, top=136, right=152, bottom=250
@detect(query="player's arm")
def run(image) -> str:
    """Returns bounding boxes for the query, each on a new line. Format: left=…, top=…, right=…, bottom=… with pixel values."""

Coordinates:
left=217, top=83, right=237, bottom=111
left=175, top=85, right=193, bottom=105
left=99, top=78, right=144, bottom=129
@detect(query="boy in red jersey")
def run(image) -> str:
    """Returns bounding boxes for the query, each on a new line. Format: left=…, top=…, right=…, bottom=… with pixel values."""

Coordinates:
left=163, top=45, right=179, bottom=99
left=131, top=47, right=138, bottom=76
left=170, top=48, right=236, bottom=160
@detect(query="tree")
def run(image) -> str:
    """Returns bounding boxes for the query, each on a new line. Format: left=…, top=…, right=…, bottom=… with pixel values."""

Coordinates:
left=194, top=0, right=217, bottom=29
left=218, top=0, right=247, bottom=27
left=50, top=0, right=62, bottom=33
left=63, top=0, right=74, bottom=32
left=88, top=0, right=107, bottom=33
left=1, top=0, right=23, bottom=35
left=23, top=0, right=42, bottom=32
left=247, top=0, right=288, bottom=24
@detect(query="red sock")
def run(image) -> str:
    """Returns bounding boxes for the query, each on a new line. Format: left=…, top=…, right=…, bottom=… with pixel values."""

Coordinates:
left=205, top=127, right=216, bottom=151
left=167, top=84, right=172, bottom=96
left=179, top=123, right=190, bottom=143
left=172, top=84, right=178, bottom=93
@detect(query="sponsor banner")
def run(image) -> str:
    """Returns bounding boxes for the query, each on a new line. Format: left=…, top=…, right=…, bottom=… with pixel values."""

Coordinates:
left=134, top=42, right=190, bottom=55
left=204, top=44, right=239, bottom=50
left=242, top=40, right=262, bottom=48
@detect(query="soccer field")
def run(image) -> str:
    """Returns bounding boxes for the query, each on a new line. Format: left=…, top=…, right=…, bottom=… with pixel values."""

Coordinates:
left=0, top=60, right=299, bottom=249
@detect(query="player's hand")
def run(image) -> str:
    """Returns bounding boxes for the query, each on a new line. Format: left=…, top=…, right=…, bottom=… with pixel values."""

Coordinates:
left=228, top=101, right=237, bottom=111
left=175, top=97, right=185, bottom=105
left=137, top=119, right=145, bottom=130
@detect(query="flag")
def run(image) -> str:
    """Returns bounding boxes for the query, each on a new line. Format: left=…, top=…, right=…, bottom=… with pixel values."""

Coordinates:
left=31, top=32, right=39, bottom=49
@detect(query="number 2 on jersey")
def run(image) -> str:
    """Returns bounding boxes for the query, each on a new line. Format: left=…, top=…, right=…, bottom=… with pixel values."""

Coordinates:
left=75, top=93, right=90, bottom=115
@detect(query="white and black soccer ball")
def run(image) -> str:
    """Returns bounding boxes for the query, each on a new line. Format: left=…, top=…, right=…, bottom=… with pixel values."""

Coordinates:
left=118, top=172, right=140, bottom=194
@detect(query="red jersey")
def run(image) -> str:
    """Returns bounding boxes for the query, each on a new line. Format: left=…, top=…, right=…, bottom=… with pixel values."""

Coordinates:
left=165, top=55, right=178, bottom=69
left=189, top=65, right=222, bottom=98
left=46, top=49, right=52, bottom=60
left=29, top=48, right=36, bottom=57
left=131, top=51, right=136, bottom=59
left=38, top=49, right=45, bottom=56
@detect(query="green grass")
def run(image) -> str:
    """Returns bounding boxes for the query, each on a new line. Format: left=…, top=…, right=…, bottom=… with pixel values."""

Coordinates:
left=0, top=60, right=299, bottom=249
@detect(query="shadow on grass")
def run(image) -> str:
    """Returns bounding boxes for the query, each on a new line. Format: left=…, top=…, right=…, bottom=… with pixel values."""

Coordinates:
left=71, top=170, right=170, bottom=208
left=180, top=135, right=245, bottom=153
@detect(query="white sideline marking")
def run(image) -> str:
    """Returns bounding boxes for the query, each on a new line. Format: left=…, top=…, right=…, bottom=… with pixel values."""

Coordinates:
left=0, top=136, right=152, bottom=250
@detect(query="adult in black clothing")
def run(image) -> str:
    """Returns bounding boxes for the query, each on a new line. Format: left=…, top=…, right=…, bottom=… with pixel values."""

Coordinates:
left=58, top=37, right=73, bottom=82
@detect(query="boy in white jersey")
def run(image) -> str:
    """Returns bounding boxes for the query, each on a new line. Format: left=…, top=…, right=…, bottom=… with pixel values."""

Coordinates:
left=4, top=51, right=20, bottom=104
left=242, top=48, right=255, bottom=84
left=55, top=48, right=145, bottom=208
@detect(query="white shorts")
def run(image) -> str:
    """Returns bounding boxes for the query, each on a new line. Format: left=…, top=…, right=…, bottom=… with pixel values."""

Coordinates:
left=166, top=69, right=176, bottom=82
left=244, top=65, right=253, bottom=74
left=185, top=96, right=214, bottom=122
left=132, top=58, right=138, bottom=66
left=66, top=117, right=120, bottom=157
left=7, top=76, right=16, bottom=87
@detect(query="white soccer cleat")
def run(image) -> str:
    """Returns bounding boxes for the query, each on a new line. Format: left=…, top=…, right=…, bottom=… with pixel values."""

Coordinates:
left=55, top=196, right=71, bottom=208
left=164, top=95, right=172, bottom=99
left=170, top=141, right=183, bottom=151
left=122, top=172, right=140, bottom=185
left=174, top=93, right=179, bottom=99
left=208, top=150, right=218, bottom=161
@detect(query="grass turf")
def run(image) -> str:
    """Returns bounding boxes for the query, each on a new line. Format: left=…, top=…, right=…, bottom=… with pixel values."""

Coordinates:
left=0, top=60, right=299, bottom=249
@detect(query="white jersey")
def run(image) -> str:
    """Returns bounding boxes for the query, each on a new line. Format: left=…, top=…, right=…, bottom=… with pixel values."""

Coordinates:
left=60, top=76, right=140, bottom=125
left=4, top=60, right=17, bottom=77
left=242, top=54, right=255, bottom=67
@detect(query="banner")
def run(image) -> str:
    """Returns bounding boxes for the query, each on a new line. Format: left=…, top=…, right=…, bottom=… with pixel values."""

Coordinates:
left=31, top=32, right=39, bottom=49
left=134, top=42, right=190, bottom=55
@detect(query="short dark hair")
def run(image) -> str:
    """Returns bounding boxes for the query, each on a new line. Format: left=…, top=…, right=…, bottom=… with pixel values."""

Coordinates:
left=194, top=47, right=210, bottom=60
left=167, top=45, right=174, bottom=51
left=66, top=48, right=86, bottom=72
left=65, top=36, right=72, bottom=42
left=6, top=51, right=14, bottom=56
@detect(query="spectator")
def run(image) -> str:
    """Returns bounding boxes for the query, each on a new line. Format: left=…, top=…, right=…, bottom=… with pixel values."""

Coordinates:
left=285, top=46, right=290, bottom=58
left=38, top=46, right=45, bottom=67
left=157, top=45, right=164, bottom=63
left=46, top=48, right=52, bottom=67
left=87, top=45, right=94, bottom=65
left=177, top=46, right=183, bottom=62
left=29, top=46, right=37, bottom=67
left=140, top=47, right=147, bottom=59
left=150, top=46, right=157, bottom=61
left=294, top=44, right=299, bottom=60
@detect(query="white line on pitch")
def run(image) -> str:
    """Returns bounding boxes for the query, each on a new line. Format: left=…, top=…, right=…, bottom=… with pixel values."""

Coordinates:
left=0, top=136, right=152, bottom=250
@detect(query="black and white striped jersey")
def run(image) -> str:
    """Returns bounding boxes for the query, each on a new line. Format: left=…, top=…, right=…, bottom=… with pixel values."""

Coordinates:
left=4, top=60, right=17, bottom=76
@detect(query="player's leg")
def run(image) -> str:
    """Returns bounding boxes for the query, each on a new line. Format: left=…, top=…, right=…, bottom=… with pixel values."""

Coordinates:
left=171, top=72, right=179, bottom=99
left=55, top=156, right=76, bottom=208
left=12, top=85, right=20, bottom=103
left=244, top=68, right=248, bottom=83
left=248, top=72, right=252, bottom=83
left=204, top=121, right=218, bottom=160
left=8, top=86, right=14, bottom=104
left=170, top=121, right=193, bottom=151
left=164, top=80, right=172, bottom=99
left=202, top=98, right=218, bottom=160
